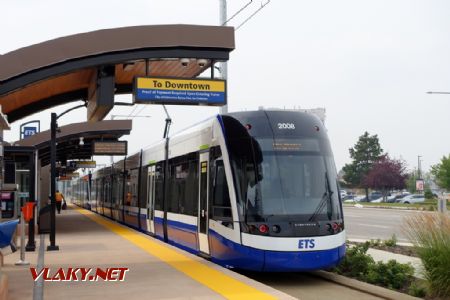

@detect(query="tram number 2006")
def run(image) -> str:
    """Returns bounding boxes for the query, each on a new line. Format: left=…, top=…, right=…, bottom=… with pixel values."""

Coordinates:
left=277, top=123, right=295, bottom=129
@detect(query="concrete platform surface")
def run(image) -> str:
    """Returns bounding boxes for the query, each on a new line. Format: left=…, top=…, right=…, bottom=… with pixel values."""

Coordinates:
left=3, top=205, right=295, bottom=300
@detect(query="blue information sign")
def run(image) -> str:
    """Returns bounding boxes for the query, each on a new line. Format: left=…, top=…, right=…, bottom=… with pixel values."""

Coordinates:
left=23, top=126, right=37, bottom=138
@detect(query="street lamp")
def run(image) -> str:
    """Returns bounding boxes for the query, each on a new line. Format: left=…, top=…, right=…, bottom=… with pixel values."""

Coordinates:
left=48, top=103, right=86, bottom=251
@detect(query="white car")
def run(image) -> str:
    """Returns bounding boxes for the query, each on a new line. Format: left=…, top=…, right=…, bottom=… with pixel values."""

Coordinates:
left=399, top=194, right=425, bottom=204
left=344, top=195, right=366, bottom=203
left=370, top=195, right=396, bottom=203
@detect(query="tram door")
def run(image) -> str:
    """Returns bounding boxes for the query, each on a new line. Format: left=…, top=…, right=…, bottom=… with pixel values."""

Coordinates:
left=146, top=166, right=156, bottom=234
left=198, top=152, right=210, bottom=254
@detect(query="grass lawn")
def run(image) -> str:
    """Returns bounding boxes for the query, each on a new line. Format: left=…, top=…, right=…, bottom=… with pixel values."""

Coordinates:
left=343, top=200, right=450, bottom=211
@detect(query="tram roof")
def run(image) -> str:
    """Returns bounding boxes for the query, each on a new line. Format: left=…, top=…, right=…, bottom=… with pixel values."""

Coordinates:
left=12, top=120, right=132, bottom=166
left=0, top=24, right=235, bottom=122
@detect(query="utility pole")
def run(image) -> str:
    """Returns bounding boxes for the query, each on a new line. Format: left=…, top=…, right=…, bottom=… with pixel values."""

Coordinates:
left=417, top=155, right=422, bottom=179
left=219, top=0, right=228, bottom=114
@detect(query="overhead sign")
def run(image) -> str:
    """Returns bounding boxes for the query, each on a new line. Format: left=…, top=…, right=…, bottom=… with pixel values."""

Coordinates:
left=92, top=141, right=127, bottom=156
left=134, top=77, right=226, bottom=106
left=68, top=161, right=96, bottom=169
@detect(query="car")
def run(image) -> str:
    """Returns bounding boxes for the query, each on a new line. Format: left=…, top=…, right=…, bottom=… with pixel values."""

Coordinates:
left=399, top=194, right=425, bottom=204
left=343, top=195, right=365, bottom=203
left=370, top=195, right=396, bottom=203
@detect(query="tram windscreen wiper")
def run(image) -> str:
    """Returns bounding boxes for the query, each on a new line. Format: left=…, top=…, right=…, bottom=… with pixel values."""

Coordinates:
left=308, top=172, right=333, bottom=222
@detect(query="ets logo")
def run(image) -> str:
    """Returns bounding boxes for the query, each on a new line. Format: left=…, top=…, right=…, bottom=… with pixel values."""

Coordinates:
left=298, top=239, right=315, bottom=249
left=23, top=127, right=37, bottom=138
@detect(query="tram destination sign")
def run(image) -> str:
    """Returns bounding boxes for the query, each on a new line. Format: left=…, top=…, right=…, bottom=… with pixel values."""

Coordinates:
left=133, top=77, right=226, bottom=106
left=92, top=141, right=128, bottom=156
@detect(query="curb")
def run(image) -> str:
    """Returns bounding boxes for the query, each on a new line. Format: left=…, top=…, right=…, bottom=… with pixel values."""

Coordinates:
left=311, top=270, right=422, bottom=300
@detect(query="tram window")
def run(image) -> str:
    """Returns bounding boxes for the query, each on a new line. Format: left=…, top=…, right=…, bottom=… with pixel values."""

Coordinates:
left=154, top=162, right=164, bottom=210
left=139, top=166, right=148, bottom=208
left=112, top=173, right=123, bottom=206
left=168, top=163, right=180, bottom=213
left=211, top=160, right=233, bottom=224
left=167, top=154, right=199, bottom=216
left=129, top=169, right=139, bottom=207
left=185, top=159, right=198, bottom=216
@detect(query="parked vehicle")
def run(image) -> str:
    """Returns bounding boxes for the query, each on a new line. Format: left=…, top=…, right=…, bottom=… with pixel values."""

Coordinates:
left=343, top=195, right=366, bottom=203
left=399, top=194, right=425, bottom=204
left=370, top=195, right=396, bottom=203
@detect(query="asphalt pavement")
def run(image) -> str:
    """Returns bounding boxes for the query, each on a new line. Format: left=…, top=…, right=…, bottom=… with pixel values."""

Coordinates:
left=343, top=206, right=421, bottom=243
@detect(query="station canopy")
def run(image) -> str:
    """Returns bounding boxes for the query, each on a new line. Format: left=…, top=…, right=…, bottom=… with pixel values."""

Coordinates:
left=13, top=120, right=132, bottom=167
left=0, top=24, right=235, bottom=122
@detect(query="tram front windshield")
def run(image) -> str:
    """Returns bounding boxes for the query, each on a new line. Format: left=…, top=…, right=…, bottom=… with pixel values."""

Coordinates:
left=231, top=137, right=342, bottom=223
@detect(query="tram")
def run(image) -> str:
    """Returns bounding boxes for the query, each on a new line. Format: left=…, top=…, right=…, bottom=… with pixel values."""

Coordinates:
left=72, top=110, right=345, bottom=271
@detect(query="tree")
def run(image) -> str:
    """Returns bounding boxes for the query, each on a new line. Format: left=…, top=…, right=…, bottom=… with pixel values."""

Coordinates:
left=343, top=131, right=383, bottom=199
left=362, top=154, right=408, bottom=201
left=431, top=154, right=450, bottom=190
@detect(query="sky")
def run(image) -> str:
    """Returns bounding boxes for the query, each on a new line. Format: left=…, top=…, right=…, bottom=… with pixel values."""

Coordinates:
left=1, top=0, right=450, bottom=173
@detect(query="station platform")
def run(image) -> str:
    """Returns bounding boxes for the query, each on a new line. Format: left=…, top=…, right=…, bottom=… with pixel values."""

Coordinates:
left=2, top=205, right=295, bottom=300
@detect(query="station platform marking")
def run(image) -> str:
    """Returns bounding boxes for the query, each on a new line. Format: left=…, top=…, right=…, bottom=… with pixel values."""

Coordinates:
left=75, top=207, right=276, bottom=300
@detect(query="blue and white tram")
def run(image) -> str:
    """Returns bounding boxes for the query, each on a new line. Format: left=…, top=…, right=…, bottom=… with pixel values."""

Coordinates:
left=74, top=110, right=345, bottom=271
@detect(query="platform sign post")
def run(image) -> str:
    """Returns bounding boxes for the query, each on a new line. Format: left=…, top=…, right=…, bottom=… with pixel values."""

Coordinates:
left=133, top=77, right=226, bottom=106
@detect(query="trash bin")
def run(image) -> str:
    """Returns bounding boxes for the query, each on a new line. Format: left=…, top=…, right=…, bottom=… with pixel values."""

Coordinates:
left=21, top=202, right=35, bottom=222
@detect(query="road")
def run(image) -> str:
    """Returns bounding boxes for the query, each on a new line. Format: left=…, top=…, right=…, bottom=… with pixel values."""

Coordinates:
left=343, top=206, right=420, bottom=243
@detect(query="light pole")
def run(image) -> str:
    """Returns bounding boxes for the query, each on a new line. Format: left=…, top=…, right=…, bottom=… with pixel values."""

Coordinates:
left=48, top=103, right=86, bottom=251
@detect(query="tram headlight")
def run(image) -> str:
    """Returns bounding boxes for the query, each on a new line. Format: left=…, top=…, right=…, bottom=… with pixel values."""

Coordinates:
left=271, top=225, right=281, bottom=233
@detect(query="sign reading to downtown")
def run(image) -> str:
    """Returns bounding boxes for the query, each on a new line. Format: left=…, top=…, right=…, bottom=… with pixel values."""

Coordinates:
left=134, top=77, right=226, bottom=106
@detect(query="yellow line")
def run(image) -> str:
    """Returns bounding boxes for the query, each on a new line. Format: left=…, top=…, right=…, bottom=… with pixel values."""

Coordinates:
left=75, top=207, right=276, bottom=300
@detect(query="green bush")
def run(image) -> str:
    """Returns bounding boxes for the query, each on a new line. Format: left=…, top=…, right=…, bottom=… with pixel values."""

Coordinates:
left=424, top=188, right=434, bottom=200
left=404, top=212, right=450, bottom=298
left=334, top=242, right=374, bottom=280
left=369, top=239, right=381, bottom=247
left=335, top=242, right=419, bottom=294
left=366, top=260, right=414, bottom=290
left=384, top=234, right=397, bottom=247
left=408, top=282, right=427, bottom=298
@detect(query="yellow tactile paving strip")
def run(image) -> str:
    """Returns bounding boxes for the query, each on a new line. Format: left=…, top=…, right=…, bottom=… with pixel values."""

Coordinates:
left=75, top=207, right=276, bottom=300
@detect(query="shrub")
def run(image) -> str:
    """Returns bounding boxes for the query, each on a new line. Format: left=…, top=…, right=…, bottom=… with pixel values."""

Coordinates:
left=424, top=188, right=434, bottom=200
left=334, top=242, right=374, bottom=280
left=403, top=212, right=450, bottom=298
left=408, top=282, right=427, bottom=298
left=369, top=239, right=381, bottom=247
left=384, top=234, right=397, bottom=247
left=366, top=260, right=414, bottom=290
